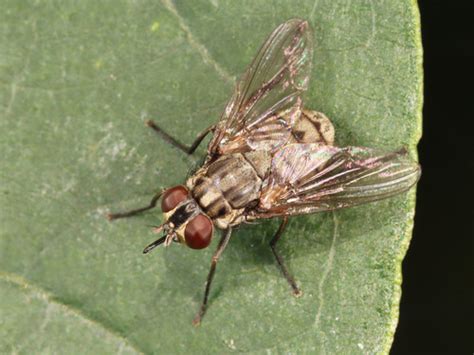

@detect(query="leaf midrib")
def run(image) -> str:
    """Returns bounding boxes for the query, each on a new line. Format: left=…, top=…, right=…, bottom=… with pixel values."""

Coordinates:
left=0, top=271, right=144, bottom=355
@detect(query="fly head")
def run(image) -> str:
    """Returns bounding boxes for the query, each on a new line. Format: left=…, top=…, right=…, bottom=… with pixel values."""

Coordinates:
left=143, top=185, right=214, bottom=253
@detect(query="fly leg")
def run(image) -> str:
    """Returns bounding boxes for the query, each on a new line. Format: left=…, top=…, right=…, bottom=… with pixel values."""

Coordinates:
left=146, top=120, right=214, bottom=155
left=106, top=190, right=164, bottom=220
left=270, top=217, right=301, bottom=296
left=193, top=228, right=232, bottom=326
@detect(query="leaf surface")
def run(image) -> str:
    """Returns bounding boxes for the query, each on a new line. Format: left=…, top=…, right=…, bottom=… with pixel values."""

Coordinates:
left=0, top=1, right=422, bottom=353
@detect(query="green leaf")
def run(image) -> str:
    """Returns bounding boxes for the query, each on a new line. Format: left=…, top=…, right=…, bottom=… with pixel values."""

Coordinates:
left=0, top=1, right=422, bottom=354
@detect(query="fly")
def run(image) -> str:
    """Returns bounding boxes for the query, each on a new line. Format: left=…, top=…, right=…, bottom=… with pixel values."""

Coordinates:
left=107, top=19, right=421, bottom=325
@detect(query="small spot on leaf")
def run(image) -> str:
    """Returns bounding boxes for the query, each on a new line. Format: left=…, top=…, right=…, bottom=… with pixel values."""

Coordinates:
left=94, top=59, right=103, bottom=69
left=150, top=21, right=160, bottom=32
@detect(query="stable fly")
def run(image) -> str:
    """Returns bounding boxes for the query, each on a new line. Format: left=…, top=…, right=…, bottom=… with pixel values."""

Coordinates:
left=107, top=19, right=421, bottom=325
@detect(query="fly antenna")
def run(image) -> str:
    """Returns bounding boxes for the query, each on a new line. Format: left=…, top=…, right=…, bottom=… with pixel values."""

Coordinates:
left=143, top=236, right=167, bottom=254
left=151, top=223, right=167, bottom=234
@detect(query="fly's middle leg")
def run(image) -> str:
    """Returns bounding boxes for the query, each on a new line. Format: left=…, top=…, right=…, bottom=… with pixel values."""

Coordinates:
left=106, top=190, right=164, bottom=220
left=270, top=217, right=301, bottom=296
left=193, top=227, right=232, bottom=326
left=146, top=120, right=214, bottom=155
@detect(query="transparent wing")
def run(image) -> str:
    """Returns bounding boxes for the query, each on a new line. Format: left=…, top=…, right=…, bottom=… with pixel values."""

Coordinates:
left=209, top=19, right=313, bottom=155
left=255, top=144, right=421, bottom=218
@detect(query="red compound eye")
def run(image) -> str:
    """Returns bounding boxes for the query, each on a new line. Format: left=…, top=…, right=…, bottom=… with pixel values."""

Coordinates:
left=161, top=185, right=189, bottom=212
left=184, top=214, right=213, bottom=249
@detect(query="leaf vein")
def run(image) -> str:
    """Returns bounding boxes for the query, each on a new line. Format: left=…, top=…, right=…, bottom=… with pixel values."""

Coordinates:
left=0, top=271, right=144, bottom=355
left=161, top=0, right=235, bottom=85
left=313, top=212, right=338, bottom=329
left=235, top=213, right=340, bottom=353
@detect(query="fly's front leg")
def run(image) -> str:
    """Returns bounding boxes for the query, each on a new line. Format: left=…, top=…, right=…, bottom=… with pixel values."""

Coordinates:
left=106, top=190, right=164, bottom=220
left=146, top=120, right=214, bottom=155
left=270, top=217, right=301, bottom=296
left=193, top=228, right=232, bottom=326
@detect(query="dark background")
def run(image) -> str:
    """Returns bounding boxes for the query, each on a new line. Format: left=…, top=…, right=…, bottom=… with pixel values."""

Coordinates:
left=392, top=1, right=473, bottom=353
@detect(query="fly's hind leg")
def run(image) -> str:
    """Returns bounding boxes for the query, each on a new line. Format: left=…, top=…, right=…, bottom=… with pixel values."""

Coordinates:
left=146, top=120, right=214, bottom=155
left=106, top=190, right=164, bottom=220
left=270, top=217, right=301, bottom=296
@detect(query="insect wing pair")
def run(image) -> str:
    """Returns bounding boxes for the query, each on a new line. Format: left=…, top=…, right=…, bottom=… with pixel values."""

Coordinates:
left=205, top=19, right=419, bottom=218
left=108, top=19, right=420, bottom=324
